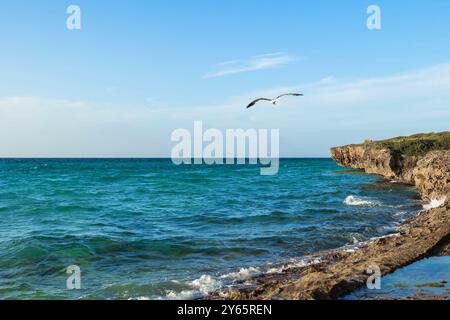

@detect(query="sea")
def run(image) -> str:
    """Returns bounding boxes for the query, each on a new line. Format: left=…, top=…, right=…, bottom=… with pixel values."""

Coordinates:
left=0, top=158, right=423, bottom=299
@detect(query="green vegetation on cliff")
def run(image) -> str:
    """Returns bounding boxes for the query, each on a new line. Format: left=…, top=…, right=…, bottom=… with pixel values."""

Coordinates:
left=371, top=131, right=450, bottom=157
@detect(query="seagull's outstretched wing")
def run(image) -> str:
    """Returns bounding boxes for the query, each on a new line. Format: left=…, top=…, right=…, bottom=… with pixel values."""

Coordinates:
left=246, top=98, right=271, bottom=109
left=275, top=93, right=303, bottom=100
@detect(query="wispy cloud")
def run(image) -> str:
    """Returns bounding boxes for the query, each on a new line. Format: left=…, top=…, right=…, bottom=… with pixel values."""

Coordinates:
left=203, top=52, right=297, bottom=78
left=2, top=63, right=449, bottom=157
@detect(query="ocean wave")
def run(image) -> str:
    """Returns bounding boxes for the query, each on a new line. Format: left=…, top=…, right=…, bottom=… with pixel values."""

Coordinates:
left=266, top=257, right=322, bottom=274
left=338, top=232, right=401, bottom=253
left=219, top=267, right=262, bottom=281
left=343, top=195, right=378, bottom=206
left=393, top=210, right=408, bottom=217
left=163, top=266, right=264, bottom=300
left=165, top=275, right=221, bottom=300
left=162, top=257, right=323, bottom=299
left=423, top=198, right=446, bottom=210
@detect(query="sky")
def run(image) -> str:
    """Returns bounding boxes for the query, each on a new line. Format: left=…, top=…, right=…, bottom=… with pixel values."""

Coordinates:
left=0, top=0, right=449, bottom=157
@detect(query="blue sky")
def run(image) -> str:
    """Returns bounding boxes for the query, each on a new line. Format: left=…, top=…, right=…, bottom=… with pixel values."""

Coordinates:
left=0, top=0, right=449, bottom=157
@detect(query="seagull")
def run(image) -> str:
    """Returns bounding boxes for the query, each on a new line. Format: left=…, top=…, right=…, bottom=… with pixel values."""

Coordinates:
left=246, top=93, right=303, bottom=109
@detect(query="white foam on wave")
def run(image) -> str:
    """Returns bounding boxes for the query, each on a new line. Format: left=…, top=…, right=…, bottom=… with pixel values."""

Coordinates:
left=344, top=195, right=378, bottom=206
left=393, top=210, right=407, bottom=216
left=266, top=258, right=322, bottom=274
left=163, top=267, right=262, bottom=300
left=422, top=198, right=446, bottom=210
left=161, top=257, right=325, bottom=299
left=219, top=267, right=262, bottom=281
left=369, top=232, right=400, bottom=242
left=165, top=274, right=220, bottom=300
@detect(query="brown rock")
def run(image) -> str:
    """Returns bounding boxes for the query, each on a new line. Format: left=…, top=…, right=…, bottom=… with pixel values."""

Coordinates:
left=331, top=144, right=449, bottom=203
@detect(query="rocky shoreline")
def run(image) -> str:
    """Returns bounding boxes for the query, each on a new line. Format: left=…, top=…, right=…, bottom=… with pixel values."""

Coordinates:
left=210, top=133, right=449, bottom=300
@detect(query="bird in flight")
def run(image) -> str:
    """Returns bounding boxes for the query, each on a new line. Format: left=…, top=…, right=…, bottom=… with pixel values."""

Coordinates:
left=246, top=93, right=303, bottom=109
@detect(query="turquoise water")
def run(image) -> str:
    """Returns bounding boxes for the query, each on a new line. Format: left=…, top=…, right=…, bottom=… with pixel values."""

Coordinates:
left=0, top=159, right=422, bottom=299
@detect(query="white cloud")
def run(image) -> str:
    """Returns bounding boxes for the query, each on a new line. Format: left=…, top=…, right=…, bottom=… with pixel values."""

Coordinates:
left=200, top=62, right=450, bottom=115
left=303, top=63, right=450, bottom=108
left=1, top=62, right=449, bottom=157
left=203, top=52, right=297, bottom=78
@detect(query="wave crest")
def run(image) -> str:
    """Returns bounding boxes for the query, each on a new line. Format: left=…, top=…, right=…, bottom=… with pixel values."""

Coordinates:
left=344, top=195, right=378, bottom=206
left=165, top=275, right=220, bottom=300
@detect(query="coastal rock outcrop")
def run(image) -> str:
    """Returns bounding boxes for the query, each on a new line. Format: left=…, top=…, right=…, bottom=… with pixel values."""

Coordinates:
left=330, top=143, right=402, bottom=180
left=413, top=150, right=450, bottom=203
left=331, top=142, right=449, bottom=203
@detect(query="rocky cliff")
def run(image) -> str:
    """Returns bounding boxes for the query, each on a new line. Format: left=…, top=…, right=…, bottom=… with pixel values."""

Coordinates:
left=330, top=134, right=450, bottom=203
left=413, top=150, right=450, bottom=203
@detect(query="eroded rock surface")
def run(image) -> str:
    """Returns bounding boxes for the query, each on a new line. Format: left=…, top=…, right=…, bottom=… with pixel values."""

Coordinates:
left=331, top=144, right=449, bottom=203
left=413, top=150, right=450, bottom=202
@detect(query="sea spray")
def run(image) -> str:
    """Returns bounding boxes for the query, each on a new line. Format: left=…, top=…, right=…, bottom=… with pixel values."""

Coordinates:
left=344, top=195, right=379, bottom=206
left=423, top=198, right=446, bottom=210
